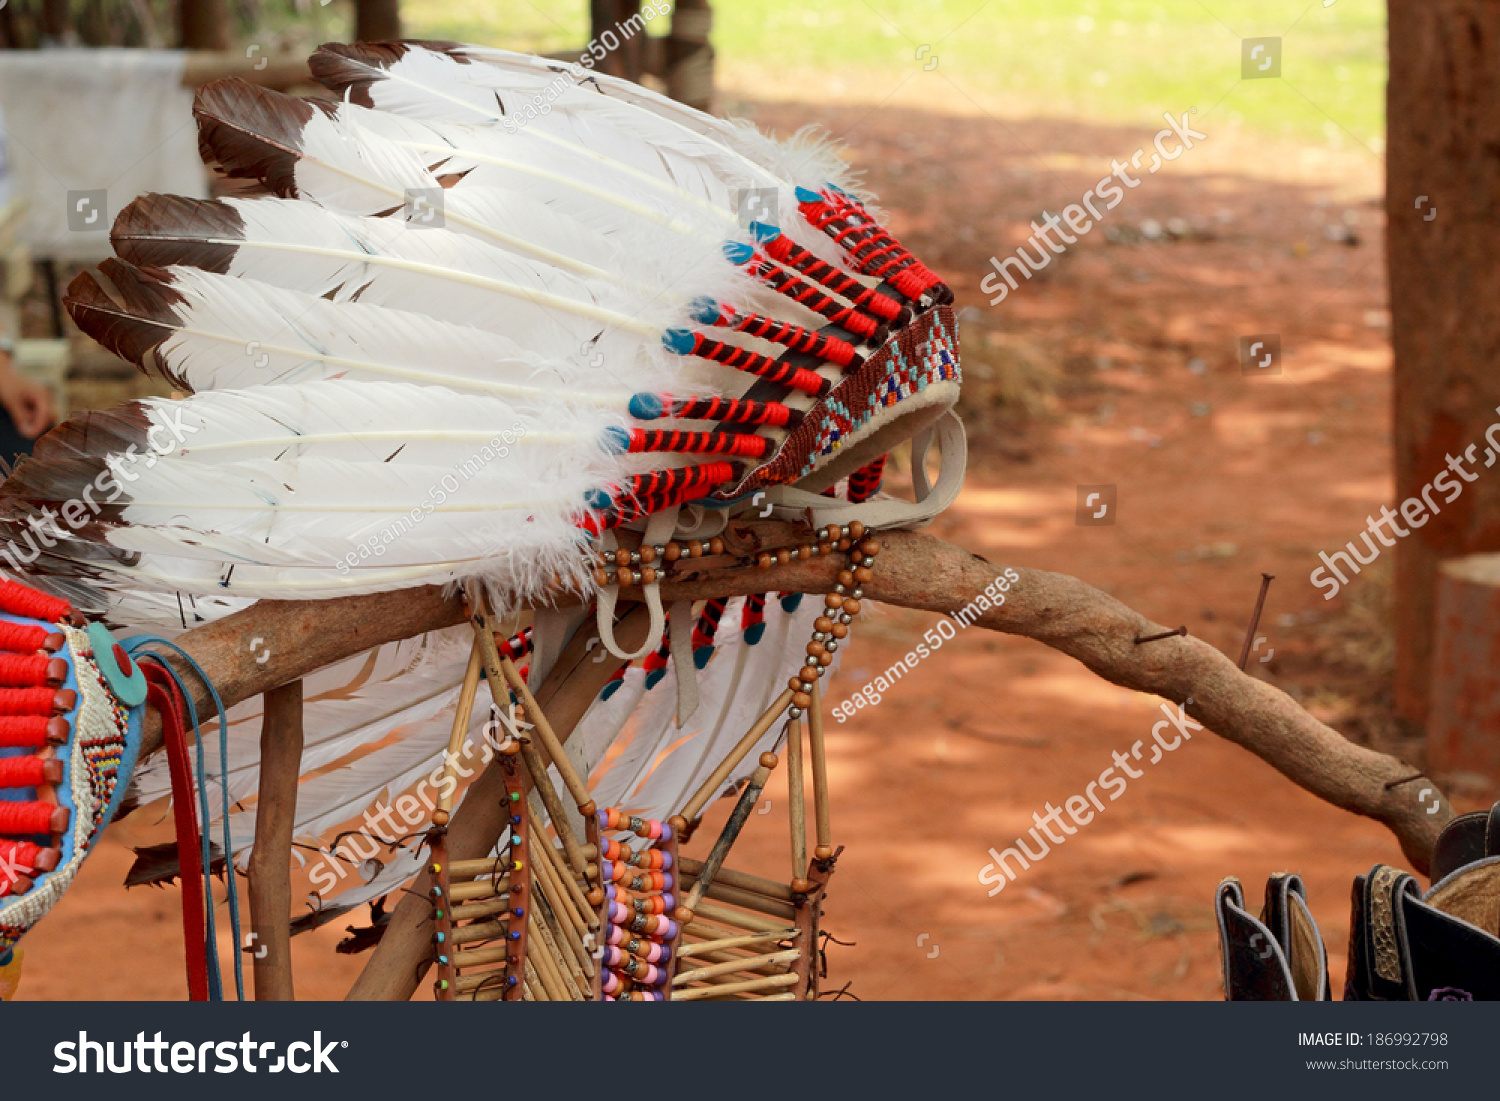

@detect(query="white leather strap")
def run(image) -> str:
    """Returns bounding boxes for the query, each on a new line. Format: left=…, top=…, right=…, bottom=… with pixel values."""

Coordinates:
left=593, top=507, right=677, bottom=661
left=668, top=599, right=699, bottom=725
left=756, top=411, right=967, bottom=531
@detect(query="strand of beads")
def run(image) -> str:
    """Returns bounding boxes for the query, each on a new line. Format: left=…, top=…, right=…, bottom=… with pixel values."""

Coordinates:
left=788, top=530, right=881, bottom=721
left=753, top=520, right=864, bottom=569
left=587, top=520, right=877, bottom=588
left=596, top=808, right=681, bottom=1002
left=590, top=537, right=727, bottom=588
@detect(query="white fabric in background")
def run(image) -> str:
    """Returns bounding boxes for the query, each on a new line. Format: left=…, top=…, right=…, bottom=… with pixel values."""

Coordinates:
left=0, top=49, right=207, bottom=261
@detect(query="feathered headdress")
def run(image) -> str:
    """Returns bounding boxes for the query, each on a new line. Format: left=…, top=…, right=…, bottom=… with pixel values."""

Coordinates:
left=0, top=42, right=965, bottom=942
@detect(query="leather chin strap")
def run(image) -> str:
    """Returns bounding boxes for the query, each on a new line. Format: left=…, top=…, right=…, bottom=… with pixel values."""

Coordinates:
left=755, top=410, right=967, bottom=530
left=590, top=411, right=967, bottom=718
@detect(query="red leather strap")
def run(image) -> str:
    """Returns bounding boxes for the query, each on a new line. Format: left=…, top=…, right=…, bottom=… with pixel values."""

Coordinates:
left=143, top=664, right=210, bottom=1002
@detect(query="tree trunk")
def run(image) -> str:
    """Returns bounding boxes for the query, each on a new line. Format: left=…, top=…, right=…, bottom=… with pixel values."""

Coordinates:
left=355, top=0, right=402, bottom=43
left=666, top=0, right=714, bottom=110
left=178, top=0, right=229, bottom=51
left=1388, top=0, right=1500, bottom=728
left=591, top=0, right=645, bottom=82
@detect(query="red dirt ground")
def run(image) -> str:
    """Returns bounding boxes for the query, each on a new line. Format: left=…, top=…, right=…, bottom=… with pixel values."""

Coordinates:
left=16, top=96, right=1468, bottom=1001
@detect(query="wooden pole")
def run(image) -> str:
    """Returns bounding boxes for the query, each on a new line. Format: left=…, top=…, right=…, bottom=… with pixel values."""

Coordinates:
left=1388, top=0, right=1500, bottom=726
left=682, top=752, right=779, bottom=914
left=135, top=525, right=1456, bottom=878
left=434, top=641, right=484, bottom=821
left=807, top=678, right=833, bottom=856
left=786, top=710, right=807, bottom=889
left=247, top=679, right=303, bottom=1002
left=666, top=0, right=714, bottom=110
left=179, top=0, right=229, bottom=51
left=354, top=0, right=402, bottom=41
left=680, top=690, right=794, bottom=823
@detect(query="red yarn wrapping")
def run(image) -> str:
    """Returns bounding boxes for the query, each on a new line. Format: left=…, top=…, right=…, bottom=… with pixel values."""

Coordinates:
left=0, top=801, right=57, bottom=834
left=0, top=756, right=49, bottom=788
left=0, top=716, right=51, bottom=747
left=0, top=839, right=45, bottom=869
left=0, top=623, right=50, bottom=653
left=0, top=654, right=49, bottom=687
left=0, top=688, right=58, bottom=716
left=0, top=581, right=70, bottom=624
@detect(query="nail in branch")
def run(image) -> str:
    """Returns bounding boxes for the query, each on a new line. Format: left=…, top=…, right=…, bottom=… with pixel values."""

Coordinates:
left=1236, top=573, right=1276, bottom=671
left=1134, top=626, right=1187, bottom=645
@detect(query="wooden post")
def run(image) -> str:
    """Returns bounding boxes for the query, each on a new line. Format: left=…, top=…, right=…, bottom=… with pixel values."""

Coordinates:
left=1388, top=0, right=1500, bottom=726
left=591, top=0, right=645, bottom=81
left=666, top=0, right=714, bottom=110
left=247, top=679, right=304, bottom=1002
left=179, top=0, right=229, bottom=51
left=355, top=0, right=402, bottom=42
left=1427, top=553, right=1500, bottom=784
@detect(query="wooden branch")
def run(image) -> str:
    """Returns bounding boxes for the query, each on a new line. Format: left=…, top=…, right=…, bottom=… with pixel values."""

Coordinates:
left=248, top=679, right=303, bottom=1001
left=134, top=524, right=1453, bottom=881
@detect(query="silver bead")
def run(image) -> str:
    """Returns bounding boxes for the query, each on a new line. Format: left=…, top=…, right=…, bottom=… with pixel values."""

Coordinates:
left=629, top=550, right=641, bottom=565
left=851, top=589, right=864, bottom=600
left=788, top=706, right=803, bottom=719
left=840, top=525, right=851, bottom=537
left=630, top=569, right=643, bottom=585
left=839, top=613, right=853, bottom=625
left=811, top=631, right=827, bottom=642
left=825, top=640, right=839, bottom=652
left=861, top=556, right=876, bottom=567
left=700, top=540, right=713, bottom=553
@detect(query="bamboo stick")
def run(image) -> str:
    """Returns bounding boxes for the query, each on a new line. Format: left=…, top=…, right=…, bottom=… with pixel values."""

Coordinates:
left=675, top=857, right=794, bottom=902
left=435, top=642, right=484, bottom=820
left=452, top=895, right=513, bottom=922
left=672, top=972, right=800, bottom=1001
left=674, top=948, right=801, bottom=986
left=808, top=678, right=832, bottom=854
left=683, top=752, right=779, bottom=913
left=454, top=968, right=513, bottom=996
left=680, top=690, right=794, bottom=823
left=248, top=679, right=304, bottom=1002
left=532, top=835, right=593, bottom=942
left=531, top=857, right=592, bottom=982
left=454, top=945, right=512, bottom=969
left=787, top=708, right=807, bottom=886
left=450, top=918, right=509, bottom=947
left=448, top=856, right=517, bottom=880
left=448, top=875, right=509, bottom=903
left=679, top=928, right=799, bottom=957
left=493, top=644, right=593, bottom=814
left=692, top=899, right=791, bottom=934
left=530, top=903, right=584, bottom=998
left=528, top=913, right=574, bottom=1000
left=512, top=733, right=597, bottom=921
left=525, top=961, right=550, bottom=1001
left=678, top=876, right=798, bottom=921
